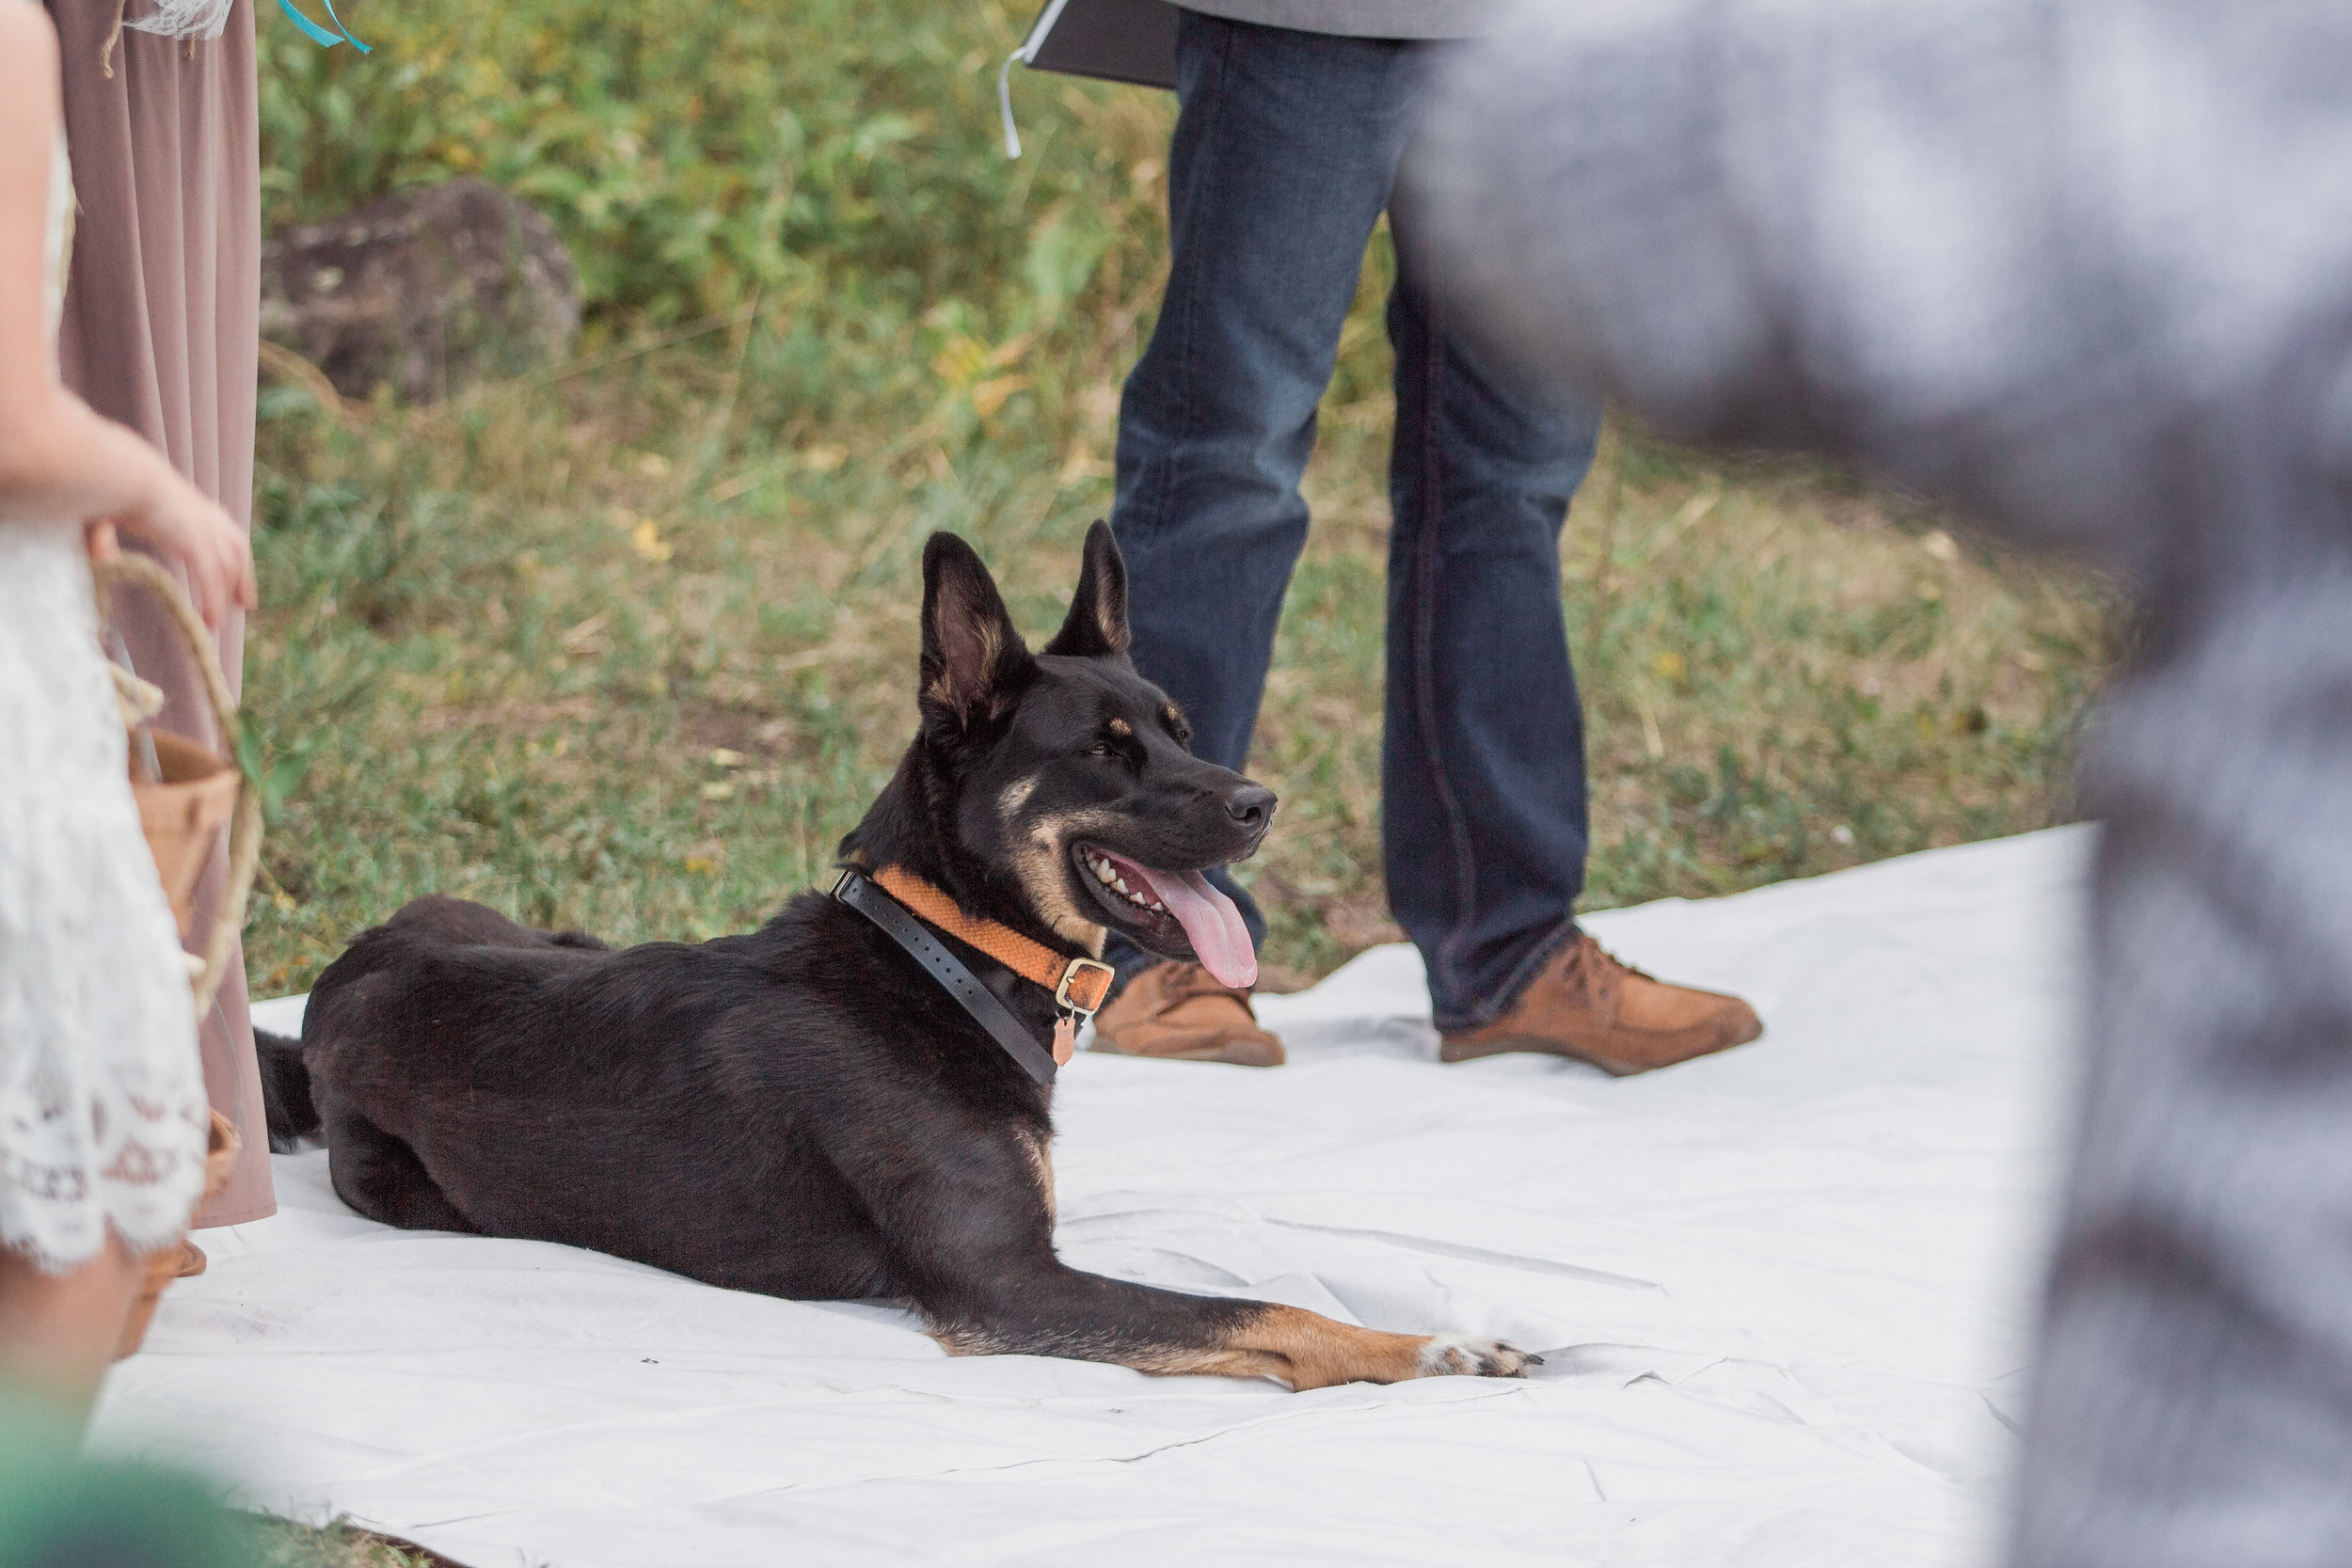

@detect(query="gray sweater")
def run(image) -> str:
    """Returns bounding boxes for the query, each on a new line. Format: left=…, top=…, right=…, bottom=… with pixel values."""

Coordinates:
left=1180, top=0, right=1502, bottom=40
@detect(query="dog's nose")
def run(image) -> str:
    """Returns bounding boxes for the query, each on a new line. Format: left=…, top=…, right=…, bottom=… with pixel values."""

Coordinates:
left=1224, top=785, right=1277, bottom=832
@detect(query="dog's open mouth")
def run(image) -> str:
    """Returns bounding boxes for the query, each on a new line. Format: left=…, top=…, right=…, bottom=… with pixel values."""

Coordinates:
left=1073, top=844, right=1257, bottom=990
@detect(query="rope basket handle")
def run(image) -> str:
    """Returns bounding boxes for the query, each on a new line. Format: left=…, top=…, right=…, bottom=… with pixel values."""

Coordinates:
left=93, top=552, right=264, bottom=1022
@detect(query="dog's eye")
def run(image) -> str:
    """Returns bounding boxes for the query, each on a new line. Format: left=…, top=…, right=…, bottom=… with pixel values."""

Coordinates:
left=1087, top=741, right=1116, bottom=758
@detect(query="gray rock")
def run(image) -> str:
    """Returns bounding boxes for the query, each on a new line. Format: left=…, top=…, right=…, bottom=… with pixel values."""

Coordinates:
left=261, top=178, right=581, bottom=404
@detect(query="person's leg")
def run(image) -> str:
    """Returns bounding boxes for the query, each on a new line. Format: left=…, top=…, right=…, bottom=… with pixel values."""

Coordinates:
left=1383, top=132, right=1759, bottom=1071
left=1106, top=12, right=1423, bottom=986
left=2012, top=551, right=2352, bottom=1566
left=1375, top=226, right=1602, bottom=1029
left=0, top=1234, right=145, bottom=1418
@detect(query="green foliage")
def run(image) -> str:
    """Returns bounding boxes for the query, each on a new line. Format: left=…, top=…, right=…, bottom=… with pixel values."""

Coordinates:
left=260, top=0, right=1152, bottom=332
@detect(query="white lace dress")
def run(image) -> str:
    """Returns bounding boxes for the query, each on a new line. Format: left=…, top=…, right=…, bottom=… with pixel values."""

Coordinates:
left=0, top=88, right=209, bottom=1275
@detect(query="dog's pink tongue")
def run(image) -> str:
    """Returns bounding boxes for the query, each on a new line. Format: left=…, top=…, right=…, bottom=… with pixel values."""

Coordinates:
left=1136, top=864, right=1257, bottom=990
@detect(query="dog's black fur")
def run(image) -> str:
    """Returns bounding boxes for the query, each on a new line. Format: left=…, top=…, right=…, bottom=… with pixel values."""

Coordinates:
left=262, top=525, right=1531, bottom=1388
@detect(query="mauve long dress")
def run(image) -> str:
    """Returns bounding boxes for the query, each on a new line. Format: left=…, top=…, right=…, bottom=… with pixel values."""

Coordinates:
left=45, top=0, right=273, bottom=1225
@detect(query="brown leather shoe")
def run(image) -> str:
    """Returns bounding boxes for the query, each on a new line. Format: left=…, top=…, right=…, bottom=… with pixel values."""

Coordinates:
left=1438, top=933, right=1761, bottom=1075
left=1090, top=961, right=1285, bottom=1067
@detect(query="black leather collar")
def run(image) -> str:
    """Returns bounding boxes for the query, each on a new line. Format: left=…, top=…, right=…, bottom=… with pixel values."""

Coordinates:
left=831, top=868, right=1061, bottom=1085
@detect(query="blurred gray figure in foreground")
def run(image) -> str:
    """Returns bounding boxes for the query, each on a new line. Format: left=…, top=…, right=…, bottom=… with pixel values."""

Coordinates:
left=1405, top=3, right=2352, bottom=1564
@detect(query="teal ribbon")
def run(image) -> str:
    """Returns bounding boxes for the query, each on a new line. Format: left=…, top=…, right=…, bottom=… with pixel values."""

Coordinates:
left=276, top=0, right=370, bottom=51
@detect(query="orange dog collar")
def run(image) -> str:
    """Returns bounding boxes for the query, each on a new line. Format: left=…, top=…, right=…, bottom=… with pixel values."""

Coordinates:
left=871, top=866, right=1117, bottom=1018
left=832, top=866, right=1115, bottom=1075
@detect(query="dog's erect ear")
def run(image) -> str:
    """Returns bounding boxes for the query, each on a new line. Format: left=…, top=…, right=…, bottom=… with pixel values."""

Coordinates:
left=1042, top=519, right=1131, bottom=659
left=920, top=532, right=1032, bottom=727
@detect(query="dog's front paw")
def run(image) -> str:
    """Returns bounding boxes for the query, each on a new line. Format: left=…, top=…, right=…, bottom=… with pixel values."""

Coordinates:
left=1416, top=1332, right=1540, bottom=1379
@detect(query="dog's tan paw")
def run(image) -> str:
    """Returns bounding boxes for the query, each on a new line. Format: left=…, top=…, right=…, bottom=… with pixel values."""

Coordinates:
left=1415, top=1332, right=1540, bottom=1379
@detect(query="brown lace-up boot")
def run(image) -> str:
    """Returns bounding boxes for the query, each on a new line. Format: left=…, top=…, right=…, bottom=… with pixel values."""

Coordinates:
left=1089, top=961, right=1285, bottom=1067
left=1438, top=933, right=1761, bottom=1075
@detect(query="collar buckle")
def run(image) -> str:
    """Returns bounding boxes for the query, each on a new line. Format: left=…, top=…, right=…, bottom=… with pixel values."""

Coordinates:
left=1054, top=958, right=1117, bottom=1020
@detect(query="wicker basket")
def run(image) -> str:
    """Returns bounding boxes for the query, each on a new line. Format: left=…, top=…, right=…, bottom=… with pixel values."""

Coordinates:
left=115, top=1109, right=242, bottom=1359
left=94, top=553, right=265, bottom=1358
left=95, top=551, right=262, bottom=1022
left=135, top=731, right=241, bottom=939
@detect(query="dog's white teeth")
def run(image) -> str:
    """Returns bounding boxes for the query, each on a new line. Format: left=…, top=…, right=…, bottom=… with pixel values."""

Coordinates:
left=1087, top=853, right=1161, bottom=912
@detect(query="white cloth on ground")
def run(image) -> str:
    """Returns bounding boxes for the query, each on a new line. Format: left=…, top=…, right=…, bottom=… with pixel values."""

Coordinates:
left=91, top=827, right=2086, bottom=1566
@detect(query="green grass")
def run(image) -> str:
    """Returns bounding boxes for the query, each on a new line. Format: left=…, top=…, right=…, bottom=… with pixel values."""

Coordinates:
left=241, top=0, right=2117, bottom=996
left=241, top=336, right=2115, bottom=994
left=235, top=0, right=2115, bottom=1558
left=236, top=0, right=2117, bottom=999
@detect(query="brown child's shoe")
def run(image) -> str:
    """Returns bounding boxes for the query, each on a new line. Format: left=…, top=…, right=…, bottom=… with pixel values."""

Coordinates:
left=1438, top=933, right=1761, bottom=1075
left=1090, top=961, right=1285, bottom=1067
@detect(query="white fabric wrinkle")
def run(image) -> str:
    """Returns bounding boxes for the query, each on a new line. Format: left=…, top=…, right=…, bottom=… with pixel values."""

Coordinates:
left=90, top=829, right=2093, bottom=1567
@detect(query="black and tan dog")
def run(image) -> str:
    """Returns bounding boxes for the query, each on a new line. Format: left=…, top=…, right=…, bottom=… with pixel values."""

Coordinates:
left=262, top=523, right=1533, bottom=1389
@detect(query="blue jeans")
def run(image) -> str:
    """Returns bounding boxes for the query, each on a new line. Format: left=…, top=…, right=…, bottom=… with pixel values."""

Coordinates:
left=1105, top=11, right=1603, bottom=1031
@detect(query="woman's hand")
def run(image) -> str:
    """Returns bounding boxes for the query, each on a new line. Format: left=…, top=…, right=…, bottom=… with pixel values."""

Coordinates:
left=94, top=465, right=257, bottom=628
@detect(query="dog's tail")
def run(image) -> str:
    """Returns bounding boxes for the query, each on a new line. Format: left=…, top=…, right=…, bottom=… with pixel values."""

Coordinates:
left=257, top=1028, right=320, bottom=1153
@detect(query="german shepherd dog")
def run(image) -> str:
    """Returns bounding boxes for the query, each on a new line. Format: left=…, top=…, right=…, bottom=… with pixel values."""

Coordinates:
left=262, top=524, right=1534, bottom=1389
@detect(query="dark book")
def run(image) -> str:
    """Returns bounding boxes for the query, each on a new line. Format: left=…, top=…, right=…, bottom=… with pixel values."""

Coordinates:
left=997, top=0, right=1179, bottom=155
left=1017, top=0, right=1179, bottom=89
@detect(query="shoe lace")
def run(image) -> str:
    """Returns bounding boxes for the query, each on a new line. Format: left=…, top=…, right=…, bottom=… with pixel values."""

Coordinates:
left=1559, top=934, right=1652, bottom=1010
